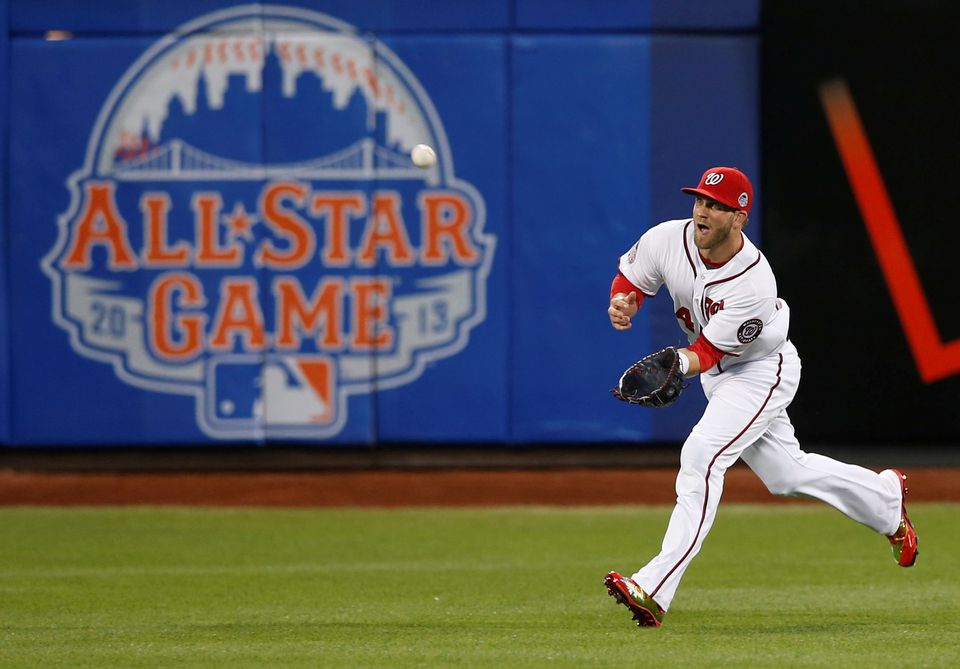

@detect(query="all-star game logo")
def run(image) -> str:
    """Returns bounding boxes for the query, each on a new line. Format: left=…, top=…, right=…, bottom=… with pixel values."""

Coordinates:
left=42, top=5, right=495, bottom=439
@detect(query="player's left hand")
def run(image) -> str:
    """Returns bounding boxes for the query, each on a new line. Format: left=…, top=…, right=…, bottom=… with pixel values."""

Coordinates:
left=611, top=346, right=686, bottom=408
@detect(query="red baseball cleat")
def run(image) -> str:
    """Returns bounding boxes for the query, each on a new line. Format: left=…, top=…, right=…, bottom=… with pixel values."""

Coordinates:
left=886, top=469, right=918, bottom=567
left=603, top=571, right=665, bottom=628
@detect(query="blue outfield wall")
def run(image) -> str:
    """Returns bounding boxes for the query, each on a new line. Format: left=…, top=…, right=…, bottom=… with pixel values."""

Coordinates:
left=0, top=0, right=9, bottom=442
left=0, top=1, right=759, bottom=446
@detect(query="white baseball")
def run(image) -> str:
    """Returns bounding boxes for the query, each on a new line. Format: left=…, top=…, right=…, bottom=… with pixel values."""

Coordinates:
left=410, top=143, right=436, bottom=169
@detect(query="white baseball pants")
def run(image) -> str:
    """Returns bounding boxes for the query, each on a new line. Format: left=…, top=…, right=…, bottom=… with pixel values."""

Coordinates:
left=631, top=342, right=903, bottom=611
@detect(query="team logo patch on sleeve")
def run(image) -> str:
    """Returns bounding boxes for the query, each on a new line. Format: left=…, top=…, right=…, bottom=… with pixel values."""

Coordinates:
left=737, top=318, right=763, bottom=343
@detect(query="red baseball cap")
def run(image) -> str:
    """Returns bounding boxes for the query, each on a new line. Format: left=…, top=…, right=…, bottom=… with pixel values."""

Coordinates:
left=681, top=166, right=753, bottom=214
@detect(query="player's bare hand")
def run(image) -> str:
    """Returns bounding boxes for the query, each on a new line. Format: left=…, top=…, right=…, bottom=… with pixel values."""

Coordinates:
left=609, top=292, right=638, bottom=330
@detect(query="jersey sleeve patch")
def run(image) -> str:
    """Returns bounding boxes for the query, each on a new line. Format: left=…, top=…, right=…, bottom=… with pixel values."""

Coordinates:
left=618, top=227, right=667, bottom=297
left=736, top=318, right=763, bottom=343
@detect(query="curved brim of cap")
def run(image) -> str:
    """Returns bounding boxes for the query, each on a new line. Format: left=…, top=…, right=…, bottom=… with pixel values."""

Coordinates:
left=680, top=187, right=743, bottom=211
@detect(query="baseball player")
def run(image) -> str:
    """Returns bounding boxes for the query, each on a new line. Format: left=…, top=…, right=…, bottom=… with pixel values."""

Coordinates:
left=602, top=166, right=918, bottom=628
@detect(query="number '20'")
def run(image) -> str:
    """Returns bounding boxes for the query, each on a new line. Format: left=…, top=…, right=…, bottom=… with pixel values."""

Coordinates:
left=91, top=301, right=126, bottom=338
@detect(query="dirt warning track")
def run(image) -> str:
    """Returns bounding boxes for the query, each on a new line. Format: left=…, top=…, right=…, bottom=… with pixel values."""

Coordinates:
left=1, top=466, right=956, bottom=506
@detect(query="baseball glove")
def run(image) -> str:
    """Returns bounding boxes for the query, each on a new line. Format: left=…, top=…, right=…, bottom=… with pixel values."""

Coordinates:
left=611, top=346, right=686, bottom=408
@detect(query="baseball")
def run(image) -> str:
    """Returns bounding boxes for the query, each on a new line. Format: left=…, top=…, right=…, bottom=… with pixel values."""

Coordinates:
left=410, top=143, right=436, bottom=169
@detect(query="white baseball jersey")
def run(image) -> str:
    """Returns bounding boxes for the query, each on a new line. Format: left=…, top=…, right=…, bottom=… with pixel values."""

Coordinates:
left=613, top=219, right=903, bottom=614
left=618, top=219, right=790, bottom=371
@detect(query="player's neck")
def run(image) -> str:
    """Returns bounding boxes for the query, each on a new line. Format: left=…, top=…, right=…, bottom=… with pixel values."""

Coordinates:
left=700, top=233, right=744, bottom=267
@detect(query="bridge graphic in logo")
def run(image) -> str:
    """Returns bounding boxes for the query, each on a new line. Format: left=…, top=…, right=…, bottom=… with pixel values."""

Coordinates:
left=112, top=137, right=420, bottom=181
left=42, top=5, right=495, bottom=439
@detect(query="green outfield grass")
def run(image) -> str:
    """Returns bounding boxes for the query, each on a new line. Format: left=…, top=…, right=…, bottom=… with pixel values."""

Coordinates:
left=1, top=503, right=957, bottom=668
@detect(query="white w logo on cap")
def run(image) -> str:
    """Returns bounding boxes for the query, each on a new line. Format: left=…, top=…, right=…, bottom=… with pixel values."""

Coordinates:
left=705, top=172, right=724, bottom=185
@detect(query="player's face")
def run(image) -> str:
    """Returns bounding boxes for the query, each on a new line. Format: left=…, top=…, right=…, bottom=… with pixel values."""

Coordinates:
left=692, top=197, right=743, bottom=252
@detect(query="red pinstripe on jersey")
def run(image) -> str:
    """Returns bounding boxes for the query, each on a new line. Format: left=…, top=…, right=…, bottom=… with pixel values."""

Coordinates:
left=681, top=221, right=698, bottom=278
left=650, top=353, right=784, bottom=598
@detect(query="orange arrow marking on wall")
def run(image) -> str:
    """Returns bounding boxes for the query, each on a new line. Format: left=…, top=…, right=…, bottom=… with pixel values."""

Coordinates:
left=819, top=78, right=960, bottom=383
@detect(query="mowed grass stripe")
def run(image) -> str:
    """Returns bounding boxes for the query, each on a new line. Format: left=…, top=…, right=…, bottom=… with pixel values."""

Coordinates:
left=1, top=504, right=957, bottom=668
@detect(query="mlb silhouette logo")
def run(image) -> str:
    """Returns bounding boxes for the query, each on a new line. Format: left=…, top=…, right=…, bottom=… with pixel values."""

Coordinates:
left=207, top=355, right=336, bottom=432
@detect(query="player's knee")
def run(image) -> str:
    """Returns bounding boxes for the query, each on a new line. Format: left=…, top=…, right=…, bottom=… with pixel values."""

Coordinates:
left=678, top=444, right=711, bottom=480
left=675, top=468, right=703, bottom=498
left=751, top=454, right=810, bottom=497
left=762, top=476, right=797, bottom=497
left=676, top=435, right=723, bottom=495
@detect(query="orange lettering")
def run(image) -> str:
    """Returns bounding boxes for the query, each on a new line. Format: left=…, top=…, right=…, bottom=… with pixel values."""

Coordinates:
left=419, top=192, right=478, bottom=264
left=209, top=278, right=266, bottom=351
left=61, top=182, right=137, bottom=270
left=274, top=276, right=345, bottom=350
left=351, top=278, right=393, bottom=349
left=357, top=192, right=414, bottom=267
left=259, top=182, right=314, bottom=269
left=311, top=192, right=365, bottom=266
left=194, top=193, right=241, bottom=266
left=142, top=193, right=189, bottom=266
left=148, top=272, right=206, bottom=360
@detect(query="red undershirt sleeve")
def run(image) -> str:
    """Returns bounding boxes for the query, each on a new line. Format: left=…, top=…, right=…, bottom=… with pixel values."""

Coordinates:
left=610, top=272, right=646, bottom=306
left=689, top=334, right=726, bottom=372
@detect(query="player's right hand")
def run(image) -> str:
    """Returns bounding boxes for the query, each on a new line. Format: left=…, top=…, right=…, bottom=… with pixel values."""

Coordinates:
left=608, top=292, right=638, bottom=330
